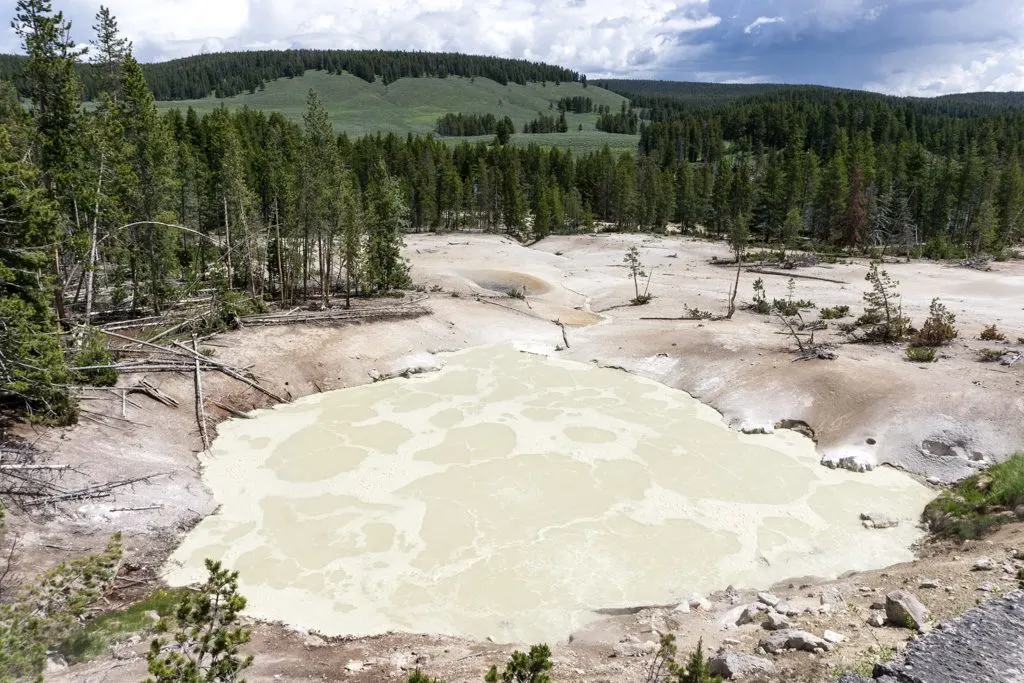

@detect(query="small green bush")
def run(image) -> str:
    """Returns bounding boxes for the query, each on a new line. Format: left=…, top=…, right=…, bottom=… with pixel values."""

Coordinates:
left=912, top=298, right=958, bottom=347
left=980, top=324, right=1006, bottom=341
left=819, top=305, right=850, bottom=320
left=684, top=306, right=714, bottom=320
left=71, top=328, right=118, bottom=387
left=906, top=346, right=936, bottom=363
left=923, top=452, right=1024, bottom=539
left=485, top=644, right=552, bottom=683
left=978, top=348, right=1005, bottom=362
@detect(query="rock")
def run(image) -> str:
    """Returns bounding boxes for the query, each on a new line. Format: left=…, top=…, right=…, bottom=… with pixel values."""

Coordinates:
left=45, top=657, right=68, bottom=673
left=874, top=590, right=1024, bottom=683
left=821, top=447, right=875, bottom=472
left=673, top=600, right=690, bottom=613
left=762, top=612, right=792, bottom=631
left=820, top=583, right=854, bottom=607
left=759, top=629, right=828, bottom=654
left=973, top=556, right=995, bottom=571
left=757, top=591, right=780, bottom=607
left=836, top=675, right=873, bottom=683
left=303, top=635, right=326, bottom=647
left=775, top=596, right=818, bottom=616
left=919, top=579, right=940, bottom=589
left=709, top=651, right=776, bottom=679
left=860, top=511, right=899, bottom=529
left=613, top=640, right=658, bottom=658
left=688, top=594, right=712, bottom=611
left=867, top=613, right=886, bottom=627
left=736, top=603, right=767, bottom=625
left=344, top=660, right=364, bottom=673
left=823, top=630, right=846, bottom=644
left=143, top=610, right=161, bottom=622
left=1015, top=505, right=1024, bottom=521
left=885, top=590, right=930, bottom=631
left=978, top=582, right=997, bottom=592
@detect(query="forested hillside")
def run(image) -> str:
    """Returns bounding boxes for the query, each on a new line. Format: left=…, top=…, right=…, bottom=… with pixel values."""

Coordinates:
left=148, top=69, right=628, bottom=139
left=0, top=49, right=581, bottom=100
left=2, top=1, right=1023, bottom=427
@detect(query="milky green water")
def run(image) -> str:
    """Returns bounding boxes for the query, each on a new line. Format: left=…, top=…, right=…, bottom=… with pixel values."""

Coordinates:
left=166, top=346, right=934, bottom=643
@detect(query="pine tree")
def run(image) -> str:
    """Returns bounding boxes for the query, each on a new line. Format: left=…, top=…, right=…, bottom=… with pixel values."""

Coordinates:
left=115, top=55, right=177, bottom=314
left=89, top=6, right=131, bottom=101
left=364, top=161, right=411, bottom=293
left=841, top=165, right=868, bottom=249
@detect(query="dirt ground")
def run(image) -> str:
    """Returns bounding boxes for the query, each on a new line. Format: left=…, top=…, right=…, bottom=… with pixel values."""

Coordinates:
left=8, top=233, right=1024, bottom=682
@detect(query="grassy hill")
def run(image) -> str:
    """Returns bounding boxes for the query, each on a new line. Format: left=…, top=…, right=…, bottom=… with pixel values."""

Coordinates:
left=156, top=70, right=636, bottom=152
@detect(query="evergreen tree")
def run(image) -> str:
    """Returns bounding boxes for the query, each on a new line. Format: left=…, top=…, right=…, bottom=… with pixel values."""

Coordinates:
left=89, top=5, right=131, bottom=101
left=364, top=161, right=411, bottom=292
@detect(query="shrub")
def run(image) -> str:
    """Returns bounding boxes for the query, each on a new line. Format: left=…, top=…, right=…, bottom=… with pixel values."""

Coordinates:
left=978, top=348, right=1005, bottom=362
left=645, top=634, right=722, bottom=683
left=980, top=324, right=1006, bottom=341
left=146, top=559, right=253, bottom=683
left=851, top=264, right=909, bottom=343
left=819, top=305, right=850, bottom=320
left=71, top=328, right=118, bottom=387
left=485, top=644, right=552, bottom=683
left=751, top=278, right=770, bottom=315
left=906, top=346, right=936, bottom=363
left=911, top=298, right=958, bottom=347
left=923, top=453, right=1024, bottom=539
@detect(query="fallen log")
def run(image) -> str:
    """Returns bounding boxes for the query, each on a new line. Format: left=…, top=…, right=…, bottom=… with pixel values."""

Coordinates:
left=192, top=336, right=210, bottom=451
left=745, top=268, right=848, bottom=285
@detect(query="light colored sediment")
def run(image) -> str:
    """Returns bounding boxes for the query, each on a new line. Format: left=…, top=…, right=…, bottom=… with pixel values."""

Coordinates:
left=13, top=233, right=1024, bottom=682
left=164, top=346, right=931, bottom=644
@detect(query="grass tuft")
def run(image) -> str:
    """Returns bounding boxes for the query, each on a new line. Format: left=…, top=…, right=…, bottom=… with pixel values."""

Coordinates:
left=923, top=452, right=1024, bottom=539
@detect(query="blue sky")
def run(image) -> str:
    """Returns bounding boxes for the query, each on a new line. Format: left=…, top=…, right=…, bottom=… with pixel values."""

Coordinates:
left=2, top=0, right=1023, bottom=95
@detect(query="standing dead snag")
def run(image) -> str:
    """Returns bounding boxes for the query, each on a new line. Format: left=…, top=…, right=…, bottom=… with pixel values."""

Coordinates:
left=192, top=336, right=210, bottom=451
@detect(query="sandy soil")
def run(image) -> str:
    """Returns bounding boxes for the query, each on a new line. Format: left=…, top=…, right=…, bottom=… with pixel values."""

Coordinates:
left=8, top=233, right=1023, bottom=682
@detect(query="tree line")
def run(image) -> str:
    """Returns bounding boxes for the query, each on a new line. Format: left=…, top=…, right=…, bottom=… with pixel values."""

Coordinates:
left=523, top=111, right=568, bottom=134
left=435, top=112, right=500, bottom=137
left=3, top=0, right=1024, bottom=427
left=0, top=48, right=582, bottom=101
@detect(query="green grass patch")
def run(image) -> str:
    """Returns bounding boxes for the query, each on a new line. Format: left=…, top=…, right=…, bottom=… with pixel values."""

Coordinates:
left=157, top=71, right=632, bottom=149
left=56, top=588, right=187, bottom=663
left=905, top=346, right=937, bottom=363
left=923, top=452, right=1024, bottom=539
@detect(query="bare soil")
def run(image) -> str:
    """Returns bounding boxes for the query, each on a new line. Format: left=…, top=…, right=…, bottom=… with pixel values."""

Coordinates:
left=10, top=233, right=1023, bottom=682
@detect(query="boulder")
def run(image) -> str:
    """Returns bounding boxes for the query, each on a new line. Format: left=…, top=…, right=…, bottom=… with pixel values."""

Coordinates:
left=762, top=612, right=792, bottom=631
left=919, top=579, right=940, bottom=589
left=759, top=629, right=828, bottom=654
left=978, top=582, right=997, bottom=592
left=885, top=590, right=930, bottom=631
left=860, top=512, right=899, bottom=529
left=867, top=612, right=886, bottom=627
left=757, top=592, right=780, bottom=607
left=973, top=556, right=995, bottom=571
left=613, top=640, right=658, bottom=658
left=737, top=603, right=767, bottom=626
left=823, top=630, right=846, bottom=644
left=821, top=447, right=875, bottom=472
left=709, top=651, right=776, bottom=679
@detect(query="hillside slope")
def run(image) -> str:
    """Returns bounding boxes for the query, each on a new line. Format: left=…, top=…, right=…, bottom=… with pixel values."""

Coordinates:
left=156, top=70, right=632, bottom=143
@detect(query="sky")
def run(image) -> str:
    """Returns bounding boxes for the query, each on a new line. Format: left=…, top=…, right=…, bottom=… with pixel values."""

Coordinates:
left=2, top=0, right=1023, bottom=96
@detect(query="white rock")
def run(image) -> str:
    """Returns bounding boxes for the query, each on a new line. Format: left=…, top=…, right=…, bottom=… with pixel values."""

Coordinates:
left=973, top=557, right=995, bottom=571
left=823, top=630, right=846, bottom=644
left=860, top=511, right=899, bottom=529
left=613, top=640, right=658, bottom=658
left=757, top=592, right=781, bottom=607
left=867, top=613, right=886, bottom=627
left=763, top=612, right=792, bottom=631
left=673, top=600, right=690, bottom=613
left=919, top=579, right=940, bottom=589
left=821, top=446, right=876, bottom=472
left=345, top=661, right=364, bottom=673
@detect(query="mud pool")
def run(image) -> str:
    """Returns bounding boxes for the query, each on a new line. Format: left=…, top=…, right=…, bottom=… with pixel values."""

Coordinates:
left=165, top=346, right=935, bottom=643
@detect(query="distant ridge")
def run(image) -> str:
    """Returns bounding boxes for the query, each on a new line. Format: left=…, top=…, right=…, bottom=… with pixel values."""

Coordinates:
left=599, top=78, right=1024, bottom=110
left=0, top=49, right=581, bottom=101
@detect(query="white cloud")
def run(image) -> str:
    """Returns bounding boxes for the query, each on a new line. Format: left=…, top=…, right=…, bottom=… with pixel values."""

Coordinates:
left=2, top=0, right=720, bottom=77
left=743, top=16, right=783, bottom=34
left=864, top=45, right=1024, bottom=95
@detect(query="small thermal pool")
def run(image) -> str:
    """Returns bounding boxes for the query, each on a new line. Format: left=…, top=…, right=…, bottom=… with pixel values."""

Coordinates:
left=166, top=346, right=933, bottom=643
